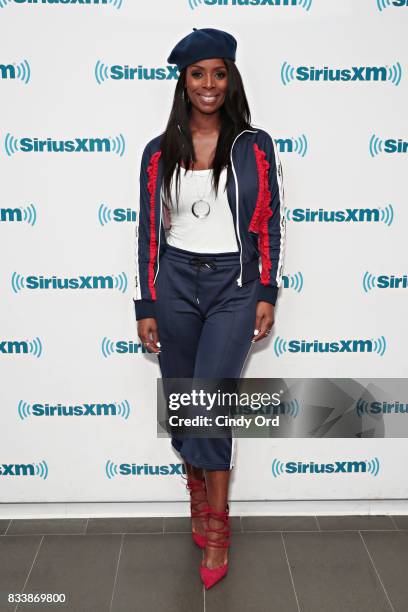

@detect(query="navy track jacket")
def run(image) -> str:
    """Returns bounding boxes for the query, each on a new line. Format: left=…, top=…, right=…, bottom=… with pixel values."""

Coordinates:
left=133, top=127, right=286, bottom=320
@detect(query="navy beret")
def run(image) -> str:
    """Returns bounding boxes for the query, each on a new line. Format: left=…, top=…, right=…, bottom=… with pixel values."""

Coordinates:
left=167, top=27, right=237, bottom=71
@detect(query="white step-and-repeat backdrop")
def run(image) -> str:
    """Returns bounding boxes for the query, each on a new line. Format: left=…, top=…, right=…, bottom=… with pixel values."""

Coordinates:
left=1, top=0, right=407, bottom=505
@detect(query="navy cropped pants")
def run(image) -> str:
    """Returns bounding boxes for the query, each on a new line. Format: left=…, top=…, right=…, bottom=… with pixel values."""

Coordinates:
left=155, top=244, right=259, bottom=471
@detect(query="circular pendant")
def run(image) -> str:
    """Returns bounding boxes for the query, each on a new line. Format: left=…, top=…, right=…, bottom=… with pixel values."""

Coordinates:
left=191, top=199, right=210, bottom=219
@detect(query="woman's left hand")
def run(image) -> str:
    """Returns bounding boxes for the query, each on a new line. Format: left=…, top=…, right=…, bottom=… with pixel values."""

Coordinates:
left=251, top=301, right=274, bottom=343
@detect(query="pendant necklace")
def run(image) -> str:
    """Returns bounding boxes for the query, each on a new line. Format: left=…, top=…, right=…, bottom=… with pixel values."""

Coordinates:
left=191, top=167, right=213, bottom=219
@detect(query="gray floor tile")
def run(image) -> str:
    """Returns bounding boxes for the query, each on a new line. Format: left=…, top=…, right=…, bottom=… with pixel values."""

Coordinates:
left=164, top=516, right=241, bottom=533
left=391, top=515, right=408, bottom=530
left=7, top=519, right=87, bottom=536
left=242, top=515, right=318, bottom=532
left=111, top=533, right=203, bottom=612
left=206, top=532, right=299, bottom=612
left=361, top=530, right=408, bottom=612
left=0, top=521, right=11, bottom=535
left=16, top=534, right=121, bottom=611
left=317, top=515, right=396, bottom=531
left=0, top=535, right=42, bottom=612
left=284, top=531, right=392, bottom=612
left=2, top=516, right=407, bottom=612
left=86, top=517, right=163, bottom=534
left=163, top=517, right=191, bottom=533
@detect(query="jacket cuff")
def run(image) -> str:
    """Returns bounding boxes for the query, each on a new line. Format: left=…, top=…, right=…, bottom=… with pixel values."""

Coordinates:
left=257, top=284, right=278, bottom=306
left=134, top=298, right=156, bottom=321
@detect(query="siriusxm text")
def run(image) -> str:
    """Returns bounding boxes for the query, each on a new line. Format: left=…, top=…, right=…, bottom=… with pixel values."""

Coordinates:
left=293, top=66, right=396, bottom=82
left=288, top=340, right=380, bottom=353
left=30, top=403, right=123, bottom=416
left=108, top=65, right=179, bottom=80
left=198, top=0, right=298, bottom=5
left=16, top=138, right=117, bottom=153
left=375, top=275, right=408, bottom=288
left=285, top=460, right=370, bottom=474
left=23, top=275, right=122, bottom=289
left=366, top=402, right=408, bottom=414
left=290, top=208, right=384, bottom=222
left=119, top=463, right=186, bottom=476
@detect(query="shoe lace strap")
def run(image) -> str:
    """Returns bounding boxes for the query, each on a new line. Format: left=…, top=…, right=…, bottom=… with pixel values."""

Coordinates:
left=204, top=506, right=230, bottom=549
left=181, top=474, right=207, bottom=519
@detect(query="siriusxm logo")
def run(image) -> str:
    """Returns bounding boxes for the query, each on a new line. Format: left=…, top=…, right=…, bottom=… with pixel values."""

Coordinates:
left=0, top=337, right=43, bottom=357
left=275, top=399, right=299, bottom=417
left=0, top=460, right=48, bottom=479
left=283, top=399, right=299, bottom=417
left=0, top=0, right=123, bottom=9
left=101, top=337, right=148, bottom=357
left=285, top=204, right=394, bottom=226
left=189, top=0, right=312, bottom=10
left=272, top=457, right=380, bottom=477
left=274, top=336, right=387, bottom=357
left=281, top=62, right=402, bottom=86
left=95, top=61, right=179, bottom=84
left=106, top=461, right=185, bottom=479
left=0, top=60, right=30, bottom=83
left=98, top=204, right=136, bottom=225
left=12, top=272, right=128, bottom=293
left=363, top=272, right=408, bottom=292
left=275, top=135, right=308, bottom=157
left=356, top=398, right=408, bottom=416
left=282, top=272, right=303, bottom=293
left=18, top=399, right=131, bottom=420
left=4, top=133, right=126, bottom=157
left=377, top=0, right=408, bottom=11
left=0, top=203, right=37, bottom=225
left=370, top=135, right=408, bottom=157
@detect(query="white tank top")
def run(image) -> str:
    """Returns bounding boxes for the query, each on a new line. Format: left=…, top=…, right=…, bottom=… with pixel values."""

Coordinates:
left=165, top=166, right=239, bottom=253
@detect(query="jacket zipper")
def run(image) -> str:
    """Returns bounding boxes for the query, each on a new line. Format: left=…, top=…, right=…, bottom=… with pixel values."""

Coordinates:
left=230, top=129, right=258, bottom=286
left=153, top=183, right=163, bottom=284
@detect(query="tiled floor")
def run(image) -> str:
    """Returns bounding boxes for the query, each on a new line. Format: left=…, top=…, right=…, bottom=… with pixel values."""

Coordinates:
left=0, top=515, right=407, bottom=611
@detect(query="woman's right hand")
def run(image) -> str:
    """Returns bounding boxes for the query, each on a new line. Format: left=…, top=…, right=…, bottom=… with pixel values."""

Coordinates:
left=137, top=318, right=161, bottom=354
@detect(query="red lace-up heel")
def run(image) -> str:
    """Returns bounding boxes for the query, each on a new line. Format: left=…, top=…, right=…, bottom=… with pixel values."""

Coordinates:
left=200, top=505, right=230, bottom=589
left=182, top=475, right=208, bottom=549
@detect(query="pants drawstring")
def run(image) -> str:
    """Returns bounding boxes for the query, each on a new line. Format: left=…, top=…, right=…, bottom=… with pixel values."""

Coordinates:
left=188, top=257, right=217, bottom=304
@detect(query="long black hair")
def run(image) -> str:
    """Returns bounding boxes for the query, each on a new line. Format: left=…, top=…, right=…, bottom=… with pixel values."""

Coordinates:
left=159, top=58, right=253, bottom=211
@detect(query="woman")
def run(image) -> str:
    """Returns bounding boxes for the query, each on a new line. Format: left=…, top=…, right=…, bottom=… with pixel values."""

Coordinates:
left=133, top=27, right=286, bottom=589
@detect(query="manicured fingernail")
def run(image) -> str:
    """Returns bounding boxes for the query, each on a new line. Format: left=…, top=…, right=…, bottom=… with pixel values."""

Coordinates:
left=157, top=342, right=161, bottom=347
left=254, top=329, right=259, bottom=335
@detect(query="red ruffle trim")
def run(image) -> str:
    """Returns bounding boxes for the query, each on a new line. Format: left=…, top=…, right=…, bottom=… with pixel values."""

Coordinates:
left=147, top=151, right=162, bottom=300
left=249, top=143, right=272, bottom=285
